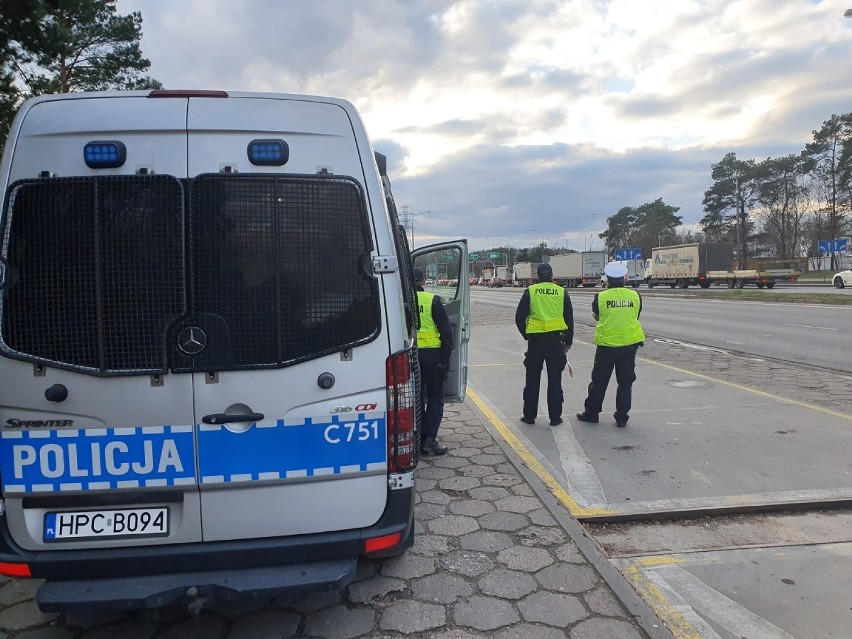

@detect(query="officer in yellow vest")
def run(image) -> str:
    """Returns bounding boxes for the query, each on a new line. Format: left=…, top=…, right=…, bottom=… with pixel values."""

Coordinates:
left=415, top=268, right=453, bottom=455
left=576, top=261, right=646, bottom=428
left=514, top=262, right=574, bottom=426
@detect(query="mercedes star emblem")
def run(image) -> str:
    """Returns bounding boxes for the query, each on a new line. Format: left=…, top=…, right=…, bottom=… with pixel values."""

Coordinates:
left=177, top=326, right=208, bottom=356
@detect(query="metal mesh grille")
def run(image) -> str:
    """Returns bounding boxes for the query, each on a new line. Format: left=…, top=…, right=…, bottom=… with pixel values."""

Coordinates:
left=177, top=174, right=380, bottom=370
left=387, top=195, right=418, bottom=336
left=409, top=345, right=423, bottom=466
left=0, top=174, right=380, bottom=375
left=1, top=177, right=185, bottom=374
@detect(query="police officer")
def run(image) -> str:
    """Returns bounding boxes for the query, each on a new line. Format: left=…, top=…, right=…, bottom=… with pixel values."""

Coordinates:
left=415, top=267, right=453, bottom=455
left=576, top=261, right=646, bottom=428
left=515, top=262, right=574, bottom=426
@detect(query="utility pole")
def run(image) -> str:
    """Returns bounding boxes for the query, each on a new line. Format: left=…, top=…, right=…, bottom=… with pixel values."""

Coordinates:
left=399, top=206, right=430, bottom=248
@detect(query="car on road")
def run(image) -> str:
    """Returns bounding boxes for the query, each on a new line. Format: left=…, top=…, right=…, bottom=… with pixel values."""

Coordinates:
left=833, top=268, right=852, bottom=289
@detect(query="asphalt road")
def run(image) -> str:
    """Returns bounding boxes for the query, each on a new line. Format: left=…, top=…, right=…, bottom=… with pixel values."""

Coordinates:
left=467, top=289, right=852, bottom=638
left=472, top=287, right=852, bottom=374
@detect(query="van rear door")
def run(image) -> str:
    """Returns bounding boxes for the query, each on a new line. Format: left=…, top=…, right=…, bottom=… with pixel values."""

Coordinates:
left=0, top=95, right=202, bottom=551
left=184, top=96, right=391, bottom=541
left=412, top=241, right=470, bottom=402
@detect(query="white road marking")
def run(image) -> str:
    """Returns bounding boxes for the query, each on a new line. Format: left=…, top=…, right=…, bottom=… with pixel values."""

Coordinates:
left=550, top=418, right=608, bottom=507
left=640, top=567, right=723, bottom=639
left=650, top=564, right=796, bottom=639
left=786, top=323, right=838, bottom=331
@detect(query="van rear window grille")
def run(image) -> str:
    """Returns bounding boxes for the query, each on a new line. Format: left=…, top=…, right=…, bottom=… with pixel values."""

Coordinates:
left=177, top=174, right=380, bottom=370
left=0, top=174, right=380, bottom=375
left=0, top=176, right=186, bottom=375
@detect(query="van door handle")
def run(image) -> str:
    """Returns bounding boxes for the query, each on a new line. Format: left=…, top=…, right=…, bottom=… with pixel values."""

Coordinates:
left=201, top=413, right=264, bottom=425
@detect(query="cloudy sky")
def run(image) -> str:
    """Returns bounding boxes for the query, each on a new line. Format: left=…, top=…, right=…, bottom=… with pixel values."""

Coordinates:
left=117, top=0, right=852, bottom=253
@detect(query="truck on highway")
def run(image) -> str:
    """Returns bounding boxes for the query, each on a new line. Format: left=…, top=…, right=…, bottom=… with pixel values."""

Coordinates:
left=513, top=262, right=539, bottom=287
left=493, top=266, right=510, bottom=286
left=646, top=243, right=800, bottom=289
left=550, top=251, right=607, bottom=287
left=480, top=265, right=494, bottom=285
left=646, top=242, right=733, bottom=289
left=601, top=259, right=645, bottom=288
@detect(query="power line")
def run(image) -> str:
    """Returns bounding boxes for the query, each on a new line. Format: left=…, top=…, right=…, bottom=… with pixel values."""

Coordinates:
left=400, top=205, right=430, bottom=248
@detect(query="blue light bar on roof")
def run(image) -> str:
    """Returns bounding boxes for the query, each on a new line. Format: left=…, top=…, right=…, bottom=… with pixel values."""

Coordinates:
left=247, top=139, right=289, bottom=166
left=84, top=141, right=126, bottom=168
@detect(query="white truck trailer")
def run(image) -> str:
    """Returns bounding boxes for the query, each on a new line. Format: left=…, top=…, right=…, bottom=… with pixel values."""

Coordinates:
left=513, top=262, right=539, bottom=287
left=550, top=253, right=582, bottom=287
left=550, top=251, right=606, bottom=287
left=601, top=259, right=645, bottom=288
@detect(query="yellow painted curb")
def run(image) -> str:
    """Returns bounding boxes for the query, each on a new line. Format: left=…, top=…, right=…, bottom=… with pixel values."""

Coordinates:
left=466, top=388, right=613, bottom=518
left=466, top=388, right=701, bottom=637
left=623, top=556, right=702, bottom=639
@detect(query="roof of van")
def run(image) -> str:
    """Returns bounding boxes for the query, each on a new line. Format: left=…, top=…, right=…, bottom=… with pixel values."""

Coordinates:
left=23, top=89, right=356, bottom=108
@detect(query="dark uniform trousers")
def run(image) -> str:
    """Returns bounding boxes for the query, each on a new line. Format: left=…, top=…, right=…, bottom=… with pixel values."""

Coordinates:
left=418, top=347, right=445, bottom=439
left=584, top=343, right=639, bottom=424
left=523, top=333, right=567, bottom=421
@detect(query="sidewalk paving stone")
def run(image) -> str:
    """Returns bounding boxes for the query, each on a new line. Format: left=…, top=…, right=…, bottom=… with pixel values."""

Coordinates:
left=0, top=400, right=662, bottom=638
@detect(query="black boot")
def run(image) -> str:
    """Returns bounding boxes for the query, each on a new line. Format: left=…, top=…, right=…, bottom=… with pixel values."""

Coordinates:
left=421, top=437, right=448, bottom=455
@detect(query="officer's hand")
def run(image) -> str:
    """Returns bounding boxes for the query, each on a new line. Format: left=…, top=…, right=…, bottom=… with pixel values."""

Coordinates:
left=436, top=363, right=449, bottom=381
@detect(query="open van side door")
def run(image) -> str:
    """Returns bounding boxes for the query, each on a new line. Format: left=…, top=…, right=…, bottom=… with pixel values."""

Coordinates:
left=412, top=240, right=470, bottom=402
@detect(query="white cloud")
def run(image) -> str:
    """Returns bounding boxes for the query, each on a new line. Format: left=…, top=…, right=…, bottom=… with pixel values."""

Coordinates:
left=119, top=0, right=852, bottom=249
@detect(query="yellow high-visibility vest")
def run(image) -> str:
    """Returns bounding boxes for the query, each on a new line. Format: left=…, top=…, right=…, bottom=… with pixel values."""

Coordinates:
left=594, top=287, right=645, bottom=346
left=417, top=291, right=441, bottom=348
left=526, top=283, right=568, bottom=334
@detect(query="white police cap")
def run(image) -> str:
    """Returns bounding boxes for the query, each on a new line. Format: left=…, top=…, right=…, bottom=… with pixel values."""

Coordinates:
left=604, top=262, right=628, bottom=278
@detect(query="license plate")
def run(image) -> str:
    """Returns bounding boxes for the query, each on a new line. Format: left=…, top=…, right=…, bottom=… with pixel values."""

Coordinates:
left=44, top=507, right=169, bottom=542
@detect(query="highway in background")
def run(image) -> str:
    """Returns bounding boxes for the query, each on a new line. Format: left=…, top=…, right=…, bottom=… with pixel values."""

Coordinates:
left=466, top=289, right=852, bottom=638
left=472, top=287, right=852, bottom=374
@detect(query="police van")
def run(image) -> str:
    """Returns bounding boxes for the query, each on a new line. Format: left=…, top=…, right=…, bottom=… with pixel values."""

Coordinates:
left=0, top=90, right=470, bottom=611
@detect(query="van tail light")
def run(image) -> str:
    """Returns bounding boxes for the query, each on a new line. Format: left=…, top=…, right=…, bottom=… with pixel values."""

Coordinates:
left=365, top=532, right=402, bottom=553
left=0, top=562, right=31, bottom=578
left=386, top=347, right=421, bottom=473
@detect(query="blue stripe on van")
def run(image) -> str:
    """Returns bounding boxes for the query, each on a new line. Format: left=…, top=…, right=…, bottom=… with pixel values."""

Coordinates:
left=196, top=414, right=387, bottom=485
left=0, top=426, right=196, bottom=494
left=0, top=415, right=388, bottom=493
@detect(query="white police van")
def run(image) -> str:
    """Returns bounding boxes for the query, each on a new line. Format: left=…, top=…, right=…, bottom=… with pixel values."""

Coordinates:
left=0, top=90, right=469, bottom=611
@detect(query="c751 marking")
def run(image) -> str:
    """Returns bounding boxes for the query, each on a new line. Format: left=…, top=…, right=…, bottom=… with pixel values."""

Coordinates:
left=324, top=421, right=380, bottom=444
